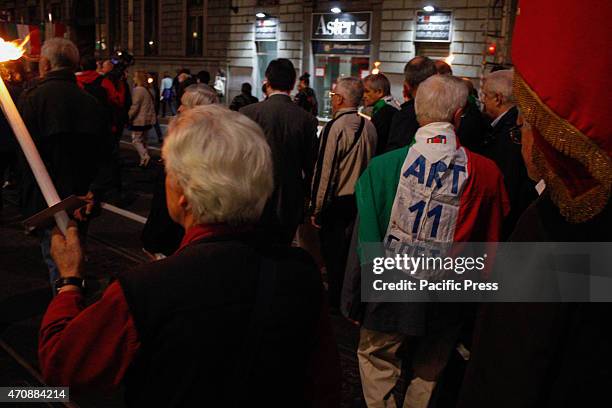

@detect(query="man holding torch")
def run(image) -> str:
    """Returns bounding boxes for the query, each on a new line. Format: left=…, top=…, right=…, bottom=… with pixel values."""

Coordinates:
left=8, top=38, right=106, bottom=289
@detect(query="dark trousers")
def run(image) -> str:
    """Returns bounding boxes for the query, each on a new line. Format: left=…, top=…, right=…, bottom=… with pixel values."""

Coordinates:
left=319, top=195, right=357, bottom=308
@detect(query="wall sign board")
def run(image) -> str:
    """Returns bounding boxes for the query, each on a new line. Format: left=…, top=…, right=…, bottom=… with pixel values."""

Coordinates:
left=312, top=12, right=371, bottom=41
left=415, top=11, right=452, bottom=42
left=312, top=41, right=371, bottom=55
left=255, top=18, right=278, bottom=41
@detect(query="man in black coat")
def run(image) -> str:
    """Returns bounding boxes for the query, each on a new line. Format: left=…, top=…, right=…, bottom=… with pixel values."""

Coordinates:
left=241, top=59, right=318, bottom=245
left=362, top=73, right=398, bottom=155
left=385, top=56, right=436, bottom=152
left=18, top=38, right=105, bottom=286
left=385, top=57, right=489, bottom=154
left=478, top=70, right=536, bottom=238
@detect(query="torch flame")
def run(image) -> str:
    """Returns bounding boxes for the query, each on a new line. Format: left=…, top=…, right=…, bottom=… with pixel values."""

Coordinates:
left=444, top=54, right=455, bottom=66
left=0, top=35, right=29, bottom=63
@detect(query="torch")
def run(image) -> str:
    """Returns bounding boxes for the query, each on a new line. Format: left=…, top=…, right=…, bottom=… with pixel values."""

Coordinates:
left=0, top=37, right=69, bottom=234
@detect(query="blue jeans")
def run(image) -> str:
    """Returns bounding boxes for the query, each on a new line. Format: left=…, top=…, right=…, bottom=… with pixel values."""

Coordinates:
left=40, top=228, right=60, bottom=295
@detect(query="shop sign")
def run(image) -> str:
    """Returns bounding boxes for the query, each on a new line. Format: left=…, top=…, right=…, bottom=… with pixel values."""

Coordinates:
left=415, top=11, right=452, bottom=42
left=312, top=41, right=371, bottom=55
left=255, top=18, right=278, bottom=41
left=312, top=12, right=371, bottom=41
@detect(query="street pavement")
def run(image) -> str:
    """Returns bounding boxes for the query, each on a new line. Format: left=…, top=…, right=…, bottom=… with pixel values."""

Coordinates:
left=0, top=132, right=365, bottom=407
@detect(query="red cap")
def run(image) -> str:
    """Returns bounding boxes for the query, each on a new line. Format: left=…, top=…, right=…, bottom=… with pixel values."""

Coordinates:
left=512, top=0, right=612, bottom=222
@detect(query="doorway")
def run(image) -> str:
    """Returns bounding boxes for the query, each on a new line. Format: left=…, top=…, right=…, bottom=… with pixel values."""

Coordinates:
left=313, top=55, right=370, bottom=118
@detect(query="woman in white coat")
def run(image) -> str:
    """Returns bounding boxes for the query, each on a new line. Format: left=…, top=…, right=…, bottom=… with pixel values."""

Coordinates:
left=128, top=71, right=157, bottom=167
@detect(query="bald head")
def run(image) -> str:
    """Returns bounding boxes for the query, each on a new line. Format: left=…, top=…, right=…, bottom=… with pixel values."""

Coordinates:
left=435, top=60, right=453, bottom=75
left=403, top=56, right=437, bottom=99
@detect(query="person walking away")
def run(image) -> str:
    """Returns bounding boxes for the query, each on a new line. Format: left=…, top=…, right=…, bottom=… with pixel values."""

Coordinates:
left=0, top=60, right=25, bottom=210
left=101, top=62, right=130, bottom=196
left=17, top=38, right=105, bottom=290
left=309, top=76, right=377, bottom=309
left=343, top=75, right=509, bottom=408
left=160, top=71, right=175, bottom=116
left=240, top=59, right=318, bottom=245
left=128, top=71, right=157, bottom=167
left=362, top=73, right=399, bottom=155
left=229, top=82, right=258, bottom=111
left=147, top=72, right=164, bottom=144
left=295, top=72, right=319, bottom=117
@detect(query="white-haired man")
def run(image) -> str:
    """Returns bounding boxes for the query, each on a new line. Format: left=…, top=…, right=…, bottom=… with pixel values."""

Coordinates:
left=310, top=76, right=377, bottom=309
left=343, top=75, right=509, bottom=408
left=480, top=69, right=537, bottom=238
left=19, top=38, right=106, bottom=291
left=39, top=105, right=341, bottom=406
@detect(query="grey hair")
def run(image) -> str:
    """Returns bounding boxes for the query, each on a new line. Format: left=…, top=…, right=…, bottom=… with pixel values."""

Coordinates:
left=335, top=76, right=364, bottom=107
left=415, top=75, right=468, bottom=124
left=41, top=38, right=79, bottom=71
left=363, top=73, right=391, bottom=96
left=162, top=105, right=273, bottom=225
left=483, top=69, right=515, bottom=104
left=181, top=84, right=219, bottom=108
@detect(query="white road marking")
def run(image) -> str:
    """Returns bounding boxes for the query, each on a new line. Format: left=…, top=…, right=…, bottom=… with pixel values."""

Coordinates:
left=100, top=202, right=147, bottom=224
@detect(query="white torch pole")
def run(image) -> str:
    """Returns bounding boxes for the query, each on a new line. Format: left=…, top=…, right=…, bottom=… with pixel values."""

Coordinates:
left=0, top=76, right=69, bottom=234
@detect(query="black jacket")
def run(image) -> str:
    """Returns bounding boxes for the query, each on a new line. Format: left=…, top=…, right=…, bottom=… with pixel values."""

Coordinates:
left=458, top=193, right=612, bottom=408
left=385, top=100, right=418, bottom=153
left=240, top=94, right=319, bottom=244
left=118, top=232, right=333, bottom=407
left=229, top=92, right=258, bottom=111
left=385, top=99, right=489, bottom=154
left=18, top=69, right=105, bottom=217
left=478, top=106, right=537, bottom=238
left=372, top=103, right=398, bottom=156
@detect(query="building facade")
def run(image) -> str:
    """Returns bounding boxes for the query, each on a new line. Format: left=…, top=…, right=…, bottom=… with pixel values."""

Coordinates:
left=0, top=0, right=517, bottom=115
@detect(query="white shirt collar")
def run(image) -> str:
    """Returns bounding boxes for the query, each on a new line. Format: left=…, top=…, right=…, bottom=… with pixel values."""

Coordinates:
left=490, top=107, right=513, bottom=128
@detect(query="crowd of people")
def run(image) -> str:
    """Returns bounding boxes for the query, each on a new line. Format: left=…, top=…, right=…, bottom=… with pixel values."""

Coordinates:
left=1, top=1, right=611, bottom=406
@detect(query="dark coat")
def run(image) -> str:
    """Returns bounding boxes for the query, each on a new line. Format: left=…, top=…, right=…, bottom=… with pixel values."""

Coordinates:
left=385, top=99, right=489, bottom=154
left=18, top=69, right=105, bottom=217
left=477, top=106, right=537, bottom=238
left=240, top=94, right=319, bottom=244
left=457, top=192, right=612, bottom=408
left=118, top=231, right=340, bottom=407
left=371, top=103, right=398, bottom=156
left=295, top=87, right=319, bottom=117
left=229, top=92, right=258, bottom=111
left=385, top=100, right=418, bottom=153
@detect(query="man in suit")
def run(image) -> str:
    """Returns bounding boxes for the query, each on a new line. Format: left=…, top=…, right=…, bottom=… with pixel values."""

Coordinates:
left=240, top=59, right=318, bottom=245
left=479, top=69, right=537, bottom=238
left=385, top=56, right=437, bottom=152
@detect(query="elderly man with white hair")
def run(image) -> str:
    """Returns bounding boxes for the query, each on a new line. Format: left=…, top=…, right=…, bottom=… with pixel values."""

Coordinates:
left=310, top=76, right=377, bottom=309
left=343, top=74, right=509, bottom=408
left=480, top=69, right=537, bottom=238
left=38, top=105, right=341, bottom=407
left=18, top=38, right=107, bottom=291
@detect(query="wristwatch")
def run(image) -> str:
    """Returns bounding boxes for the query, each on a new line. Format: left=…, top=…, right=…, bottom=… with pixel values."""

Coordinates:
left=54, top=277, right=86, bottom=294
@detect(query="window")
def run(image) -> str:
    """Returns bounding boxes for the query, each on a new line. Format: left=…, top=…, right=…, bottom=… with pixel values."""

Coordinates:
left=108, top=0, right=122, bottom=52
left=50, top=3, right=62, bottom=22
left=28, top=6, right=40, bottom=24
left=186, top=1, right=204, bottom=56
left=144, top=0, right=158, bottom=56
left=256, top=41, right=277, bottom=99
